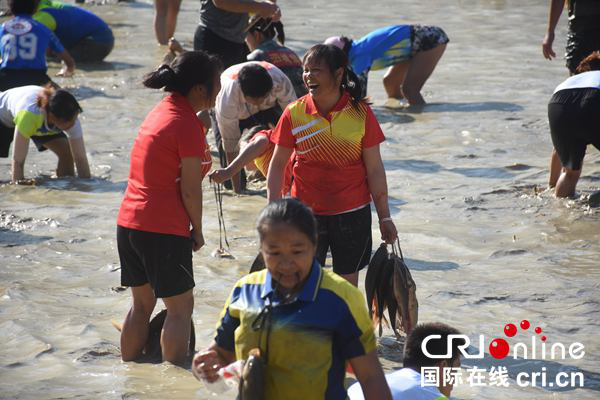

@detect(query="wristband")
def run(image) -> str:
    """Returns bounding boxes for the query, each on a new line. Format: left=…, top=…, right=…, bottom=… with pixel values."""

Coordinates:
left=380, top=217, right=393, bottom=223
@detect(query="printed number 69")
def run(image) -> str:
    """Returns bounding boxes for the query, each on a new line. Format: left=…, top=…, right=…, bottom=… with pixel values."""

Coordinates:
left=1, top=33, right=38, bottom=61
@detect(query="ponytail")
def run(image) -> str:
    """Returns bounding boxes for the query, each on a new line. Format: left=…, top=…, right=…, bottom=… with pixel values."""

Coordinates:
left=575, top=52, right=600, bottom=74
left=342, top=66, right=365, bottom=106
left=142, top=64, right=176, bottom=89
left=142, top=51, right=222, bottom=97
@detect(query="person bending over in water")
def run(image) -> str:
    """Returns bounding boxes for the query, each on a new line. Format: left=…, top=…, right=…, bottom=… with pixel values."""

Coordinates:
left=267, top=44, right=398, bottom=287
left=116, top=51, right=221, bottom=366
left=548, top=52, right=600, bottom=197
left=215, top=61, right=296, bottom=193
left=192, top=198, right=392, bottom=400
left=325, top=24, right=448, bottom=106
left=34, top=0, right=114, bottom=63
left=208, top=124, right=294, bottom=194
left=348, top=322, right=464, bottom=400
left=0, top=85, right=90, bottom=183
left=245, top=16, right=307, bottom=97
left=0, top=0, right=75, bottom=91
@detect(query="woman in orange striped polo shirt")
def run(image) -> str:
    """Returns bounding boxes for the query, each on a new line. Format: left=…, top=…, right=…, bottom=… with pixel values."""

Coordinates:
left=267, top=44, right=397, bottom=286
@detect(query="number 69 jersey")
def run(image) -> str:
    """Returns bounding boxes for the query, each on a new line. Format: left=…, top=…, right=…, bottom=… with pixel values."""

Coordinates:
left=0, top=15, right=65, bottom=71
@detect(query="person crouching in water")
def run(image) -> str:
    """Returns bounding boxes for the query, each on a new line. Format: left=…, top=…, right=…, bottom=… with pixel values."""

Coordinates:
left=0, top=85, right=90, bottom=183
left=267, top=44, right=398, bottom=287
left=348, top=322, right=464, bottom=400
left=192, top=198, right=392, bottom=400
left=245, top=16, right=307, bottom=97
left=548, top=52, right=600, bottom=197
left=325, top=25, right=448, bottom=106
left=215, top=61, right=296, bottom=193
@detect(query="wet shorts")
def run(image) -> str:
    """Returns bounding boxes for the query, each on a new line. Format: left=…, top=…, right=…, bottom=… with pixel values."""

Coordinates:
left=548, top=87, right=600, bottom=171
left=68, top=37, right=114, bottom=63
left=411, top=25, right=449, bottom=55
left=0, top=69, right=52, bottom=92
left=117, top=226, right=195, bottom=298
left=565, top=29, right=600, bottom=74
left=0, top=123, right=65, bottom=157
left=31, top=132, right=68, bottom=152
left=193, top=26, right=248, bottom=69
left=315, top=205, right=372, bottom=276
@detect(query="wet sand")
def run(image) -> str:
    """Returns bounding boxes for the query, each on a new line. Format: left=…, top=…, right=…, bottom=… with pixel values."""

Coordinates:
left=1, top=0, right=600, bottom=399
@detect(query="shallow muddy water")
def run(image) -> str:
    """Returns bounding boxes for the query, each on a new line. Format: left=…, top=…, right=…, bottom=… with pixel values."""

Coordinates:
left=1, top=0, right=599, bottom=399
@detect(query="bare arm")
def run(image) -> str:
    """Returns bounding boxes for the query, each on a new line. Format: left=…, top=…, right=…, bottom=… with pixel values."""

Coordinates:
left=350, top=351, right=392, bottom=400
left=67, top=137, right=91, bottom=178
left=181, top=157, right=205, bottom=251
left=56, top=50, right=76, bottom=77
left=363, top=145, right=397, bottom=243
left=192, top=341, right=236, bottom=383
left=543, top=0, right=566, bottom=60
left=210, top=135, right=270, bottom=184
left=213, top=0, right=279, bottom=18
left=266, top=144, right=293, bottom=202
left=11, top=129, right=29, bottom=182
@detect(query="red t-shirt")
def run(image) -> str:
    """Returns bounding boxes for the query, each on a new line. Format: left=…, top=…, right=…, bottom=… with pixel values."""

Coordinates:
left=271, top=92, right=385, bottom=215
left=117, top=94, right=211, bottom=237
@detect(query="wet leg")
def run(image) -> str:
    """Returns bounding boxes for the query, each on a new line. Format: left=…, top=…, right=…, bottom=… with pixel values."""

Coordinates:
left=43, top=137, right=75, bottom=177
left=549, top=149, right=562, bottom=188
left=402, top=44, right=447, bottom=105
left=555, top=167, right=581, bottom=198
left=154, top=0, right=169, bottom=45
left=165, top=0, right=182, bottom=42
left=383, top=62, right=409, bottom=99
left=161, top=289, right=193, bottom=366
left=121, top=284, right=157, bottom=361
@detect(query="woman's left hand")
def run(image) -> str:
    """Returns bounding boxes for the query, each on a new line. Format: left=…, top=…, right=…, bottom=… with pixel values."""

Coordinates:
left=379, top=219, right=397, bottom=244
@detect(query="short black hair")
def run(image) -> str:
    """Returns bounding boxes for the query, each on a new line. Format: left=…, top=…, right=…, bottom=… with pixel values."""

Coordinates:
left=238, top=64, right=273, bottom=99
left=403, top=322, right=465, bottom=369
left=48, top=90, right=82, bottom=121
left=257, top=198, right=318, bottom=246
left=10, top=0, right=40, bottom=15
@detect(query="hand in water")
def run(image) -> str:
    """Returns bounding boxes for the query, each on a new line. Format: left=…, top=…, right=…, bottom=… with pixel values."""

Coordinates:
left=192, top=349, right=223, bottom=383
left=208, top=169, right=231, bottom=184
left=191, top=229, right=205, bottom=251
left=56, top=66, right=74, bottom=77
left=379, top=219, right=398, bottom=244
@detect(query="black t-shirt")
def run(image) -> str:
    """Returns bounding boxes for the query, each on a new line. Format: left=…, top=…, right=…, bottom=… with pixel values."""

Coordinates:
left=568, top=0, right=600, bottom=32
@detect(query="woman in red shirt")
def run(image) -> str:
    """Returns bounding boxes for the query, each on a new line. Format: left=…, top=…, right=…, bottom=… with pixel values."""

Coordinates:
left=116, top=51, right=221, bottom=366
left=267, top=44, right=397, bottom=287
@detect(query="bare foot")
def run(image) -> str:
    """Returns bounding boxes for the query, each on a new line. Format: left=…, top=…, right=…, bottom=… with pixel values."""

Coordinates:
left=168, top=37, right=184, bottom=55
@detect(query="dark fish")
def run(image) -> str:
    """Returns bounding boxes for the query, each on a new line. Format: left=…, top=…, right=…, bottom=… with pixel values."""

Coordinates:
left=391, top=252, right=418, bottom=335
left=239, top=348, right=266, bottom=400
left=376, top=254, right=395, bottom=336
left=365, top=244, right=388, bottom=323
left=249, top=252, right=265, bottom=273
left=112, top=310, right=196, bottom=364
left=588, top=191, right=600, bottom=208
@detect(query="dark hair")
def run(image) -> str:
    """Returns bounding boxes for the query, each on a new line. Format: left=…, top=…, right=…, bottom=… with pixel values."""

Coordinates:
left=142, top=51, right=222, bottom=97
left=403, top=323, right=465, bottom=369
left=37, top=87, right=82, bottom=122
left=248, top=17, right=285, bottom=45
left=238, top=64, right=273, bottom=99
left=339, top=36, right=353, bottom=55
left=241, top=124, right=269, bottom=143
left=303, top=44, right=365, bottom=106
left=575, top=52, right=600, bottom=74
left=257, top=198, right=318, bottom=245
left=10, top=0, right=40, bottom=15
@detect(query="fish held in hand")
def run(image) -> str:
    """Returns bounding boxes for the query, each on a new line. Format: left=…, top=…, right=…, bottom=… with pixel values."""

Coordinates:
left=239, top=348, right=266, bottom=400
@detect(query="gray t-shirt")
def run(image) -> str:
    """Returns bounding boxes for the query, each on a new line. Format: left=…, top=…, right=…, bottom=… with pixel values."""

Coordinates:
left=198, top=0, right=248, bottom=44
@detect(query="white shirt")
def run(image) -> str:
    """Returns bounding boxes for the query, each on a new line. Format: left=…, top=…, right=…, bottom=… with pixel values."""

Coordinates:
left=554, top=71, right=600, bottom=93
left=347, top=368, right=447, bottom=400
left=215, top=61, right=296, bottom=152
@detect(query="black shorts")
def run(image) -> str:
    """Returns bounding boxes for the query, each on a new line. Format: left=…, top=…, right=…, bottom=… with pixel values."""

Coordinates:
left=0, top=69, right=52, bottom=91
left=548, top=87, right=600, bottom=171
left=0, top=121, right=13, bottom=158
left=31, top=132, right=68, bottom=152
left=193, top=26, right=248, bottom=69
left=565, top=28, right=600, bottom=74
left=315, top=205, right=372, bottom=275
left=117, top=226, right=195, bottom=298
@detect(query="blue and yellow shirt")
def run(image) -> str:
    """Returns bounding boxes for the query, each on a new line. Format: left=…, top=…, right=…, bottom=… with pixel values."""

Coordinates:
left=34, top=0, right=113, bottom=49
left=215, top=261, right=376, bottom=400
left=349, top=25, right=412, bottom=76
left=0, top=15, right=64, bottom=71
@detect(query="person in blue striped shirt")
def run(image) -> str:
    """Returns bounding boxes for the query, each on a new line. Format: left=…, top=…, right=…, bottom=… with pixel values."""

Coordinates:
left=192, top=198, right=392, bottom=400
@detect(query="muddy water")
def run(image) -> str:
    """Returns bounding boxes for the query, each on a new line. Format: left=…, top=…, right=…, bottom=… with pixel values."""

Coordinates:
left=1, top=0, right=599, bottom=399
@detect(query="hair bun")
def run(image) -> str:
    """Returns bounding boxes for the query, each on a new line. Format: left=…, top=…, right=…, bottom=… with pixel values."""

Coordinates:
left=157, top=64, right=176, bottom=79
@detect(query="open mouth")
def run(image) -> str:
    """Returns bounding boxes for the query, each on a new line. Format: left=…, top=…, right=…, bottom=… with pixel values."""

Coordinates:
left=307, top=83, right=319, bottom=91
